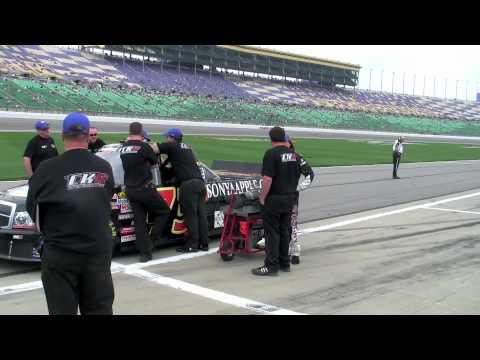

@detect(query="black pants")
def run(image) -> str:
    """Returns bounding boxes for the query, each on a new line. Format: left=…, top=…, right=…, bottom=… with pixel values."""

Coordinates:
left=393, top=153, right=401, bottom=177
left=262, top=194, right=295, bottom=271
left=126, top=185, right=171, bottom=257
left=179, top=178, right=209, bottom=249
left=41, top=245, right=114, bottom=315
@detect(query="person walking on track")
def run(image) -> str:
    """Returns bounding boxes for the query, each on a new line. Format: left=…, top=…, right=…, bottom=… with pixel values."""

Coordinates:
left=393, top=136, right=405, bottom=179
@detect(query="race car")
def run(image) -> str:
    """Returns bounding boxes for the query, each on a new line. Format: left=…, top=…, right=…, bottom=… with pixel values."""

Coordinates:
left=0, top=143, right=263, bottom=262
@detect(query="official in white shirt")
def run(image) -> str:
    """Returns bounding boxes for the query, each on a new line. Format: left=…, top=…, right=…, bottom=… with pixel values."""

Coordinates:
left=392, top=136, right=405, bottom=179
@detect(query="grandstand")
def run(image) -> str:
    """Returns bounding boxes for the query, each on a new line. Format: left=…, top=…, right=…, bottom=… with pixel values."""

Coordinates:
left=1, top=45, right=480, bottom=136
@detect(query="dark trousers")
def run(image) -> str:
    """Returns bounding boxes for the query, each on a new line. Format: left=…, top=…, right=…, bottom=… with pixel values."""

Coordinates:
left=179, top=178, right=209, bottom=249
left=262, top=194, right=295, bottom=271
left=41, top=245, right=114, bottom=315
left=393, top=153, right=401, bottom=177
left=126, top=185, right=170, bottom=257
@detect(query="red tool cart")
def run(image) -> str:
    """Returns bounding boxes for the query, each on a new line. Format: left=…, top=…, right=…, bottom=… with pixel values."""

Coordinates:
left=218, top=193, right=264, bottom=262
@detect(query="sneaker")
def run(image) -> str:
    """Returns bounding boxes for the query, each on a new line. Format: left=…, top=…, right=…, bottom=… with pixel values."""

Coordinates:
left=256, top=238, right=265, bottom=249
left=291, top=256, right=300, bottom=265
left=198, top=244, right=209, bottom=251
left=176, top=246, right=198, bottom=253
left=139, top=254, right=152, bottom=263
left=251, top=266, right=278, bottom=276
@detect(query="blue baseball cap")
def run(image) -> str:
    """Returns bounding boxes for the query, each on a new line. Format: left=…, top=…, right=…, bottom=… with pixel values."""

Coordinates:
left=163, top=128, right=182, bottom=140
left=62, top=112, right=90, bottom=135
left=142, top=129, right=150, bottom=141
left=35, top=120, right=50, bottom=130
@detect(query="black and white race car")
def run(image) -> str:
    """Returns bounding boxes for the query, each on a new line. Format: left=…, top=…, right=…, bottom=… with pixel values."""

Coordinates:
left=0, top=143, right=263, bottom=262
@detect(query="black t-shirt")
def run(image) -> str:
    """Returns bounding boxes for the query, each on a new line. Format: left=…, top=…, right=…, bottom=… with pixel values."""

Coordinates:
left=23, top=135, right=59, bottom=172
left=157, top=141, right=202, bottom=185
left=120, top=139, right=157, bottom=188
left=88, top=138, right=106, bottom=153
left=26, top=149, right=114, bottom=255
left=262, top=146, right=301, bottom=196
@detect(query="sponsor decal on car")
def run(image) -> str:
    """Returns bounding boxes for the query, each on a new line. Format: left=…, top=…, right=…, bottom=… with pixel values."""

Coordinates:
left=120, top=204, right=132, bottom=214
left=206, top=179, right=262, bottom=199
left=119, top=227, right=135, bottom=235
left=118, top=213, right=134, bottom=220
left=214, top=210, right=224, bottom=228
left=120, top=234, right=136, bottom=243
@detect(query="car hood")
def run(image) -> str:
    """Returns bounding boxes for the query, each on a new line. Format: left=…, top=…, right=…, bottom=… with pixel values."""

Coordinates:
left=0, top=184, right=28, bottom=213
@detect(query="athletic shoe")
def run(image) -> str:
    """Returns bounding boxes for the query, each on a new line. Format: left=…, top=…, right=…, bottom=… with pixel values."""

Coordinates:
left=176, top=246, right=198, bottom=253
left=140, top=254, right=152, bottom=263
left=251, top=266, right=278, bottom=276
left=198, top=244, right=209, bottom=251
left=291, top=256, right=300, bottom=265
left=256, top=238, right=265, bottom=249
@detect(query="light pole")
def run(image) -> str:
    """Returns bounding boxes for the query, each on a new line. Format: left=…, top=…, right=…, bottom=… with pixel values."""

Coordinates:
left=380, top=70, right=384, bottom=92
left=392, top=72, right=395, bottom=94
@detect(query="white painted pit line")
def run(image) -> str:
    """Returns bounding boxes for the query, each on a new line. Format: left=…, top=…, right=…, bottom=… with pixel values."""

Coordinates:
left=420, top=206, right=480, bottom=216
left=118, top=264, right=304, bottom=315
left=297, top=190, right=480, bottom=236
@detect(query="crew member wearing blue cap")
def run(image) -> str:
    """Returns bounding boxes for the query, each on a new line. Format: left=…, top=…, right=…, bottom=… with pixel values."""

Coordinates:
left=23, top=120, right=58, bottom=177
left=120, top=122, right=171, bottom=262
left=155, top=128, right=209, bottom=253
left=26, top=112, right=115, bottom=315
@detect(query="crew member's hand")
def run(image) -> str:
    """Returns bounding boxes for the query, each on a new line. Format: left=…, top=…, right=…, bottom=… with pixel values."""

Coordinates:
left=150, top=142, right=159, bottom=154
left=259, top=197, right=265, bottom=206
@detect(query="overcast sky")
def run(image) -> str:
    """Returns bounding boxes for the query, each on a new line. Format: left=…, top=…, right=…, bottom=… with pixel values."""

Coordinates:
left=257, top=45, right=480, bottom=101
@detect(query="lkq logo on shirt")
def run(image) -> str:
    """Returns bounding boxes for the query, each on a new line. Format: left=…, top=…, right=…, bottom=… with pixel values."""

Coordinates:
left=281, top=153, right=297, bottom=162
left=119, top=145, right=141, bottom=154
left=64, top=172, right=109, bottom=190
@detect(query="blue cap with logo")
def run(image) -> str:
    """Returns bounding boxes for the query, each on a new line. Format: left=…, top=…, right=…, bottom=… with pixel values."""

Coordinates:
left=35, top=120, right=50, bottom=130
left=142, top=129, right=151, bottom=141
left=163, top=128, right=182, bottom=140
left=62, top=112, right=90, bottom=135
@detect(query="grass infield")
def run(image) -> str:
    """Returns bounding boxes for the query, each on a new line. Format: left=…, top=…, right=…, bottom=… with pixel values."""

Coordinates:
left=1, top=132, right=480, bottom=180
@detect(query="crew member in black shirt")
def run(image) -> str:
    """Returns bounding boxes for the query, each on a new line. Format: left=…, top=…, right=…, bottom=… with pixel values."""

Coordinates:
left=155, top=128, right=209, bottom=253
left=23, top=120, right=58, bottom=177
left=26, top=112, right=115, bottom=315
left=88, top=127, right=106, bottom=153
left=252, top=126, right=301, bottom=276
left=120, top=122, right=170, bottom=262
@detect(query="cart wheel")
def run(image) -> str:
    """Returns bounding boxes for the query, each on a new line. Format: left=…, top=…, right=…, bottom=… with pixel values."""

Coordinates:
left=221, top=253, right=235, bottom=262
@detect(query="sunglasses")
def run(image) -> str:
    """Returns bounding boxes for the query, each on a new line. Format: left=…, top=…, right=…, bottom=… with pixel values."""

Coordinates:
left=90, top=134, right=97, bottom=136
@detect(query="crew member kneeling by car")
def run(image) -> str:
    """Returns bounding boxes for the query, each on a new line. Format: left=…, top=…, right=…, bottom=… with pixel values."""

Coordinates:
left=252, top=126, right=301, bottom=276
left=155, top=128, right=209, bottom=253
left=120, top=122, right=170, bottom=263
left=26, top=112, right=115, bottom=315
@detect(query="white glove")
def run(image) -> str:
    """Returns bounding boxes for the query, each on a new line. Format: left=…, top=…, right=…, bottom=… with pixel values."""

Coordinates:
left=297, top=175, right=312, bottom=192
